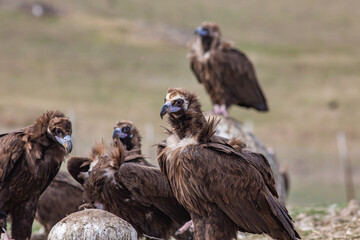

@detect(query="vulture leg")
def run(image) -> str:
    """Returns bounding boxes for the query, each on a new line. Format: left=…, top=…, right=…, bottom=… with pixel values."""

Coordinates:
left=213, top=104, right=220, bottom=115
left=10, top=197, right=38, bottom=240
left=175, top=220, right=193, bottom=235
left=203, top=210, right=237, bottom=240
left=190, top=214, right=206, bottom=240
left=219, top=104, right=228, bottom=117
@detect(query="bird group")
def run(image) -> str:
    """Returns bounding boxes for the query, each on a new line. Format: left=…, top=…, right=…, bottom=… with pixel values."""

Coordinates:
left=0, top=22, right=299, bottom=240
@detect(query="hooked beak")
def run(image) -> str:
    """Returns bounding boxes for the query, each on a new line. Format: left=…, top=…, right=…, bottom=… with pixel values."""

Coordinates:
left=160, top=101, right=182, bottom=119
left=112, top=128, right=128, bottom=139
left=55, top=135, right=73, bottom=153
left=160, top=102, right=171, bottom=119
left=194, top=26, right=208, bottom=37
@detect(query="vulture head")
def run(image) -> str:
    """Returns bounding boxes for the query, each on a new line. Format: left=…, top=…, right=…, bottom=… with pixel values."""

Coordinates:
left=30, top=111, right=73, bottom=153
left=160, top=88, right=199, bottom=119
left=160, top=88, right=206, bottom=140
left=47, top=116, right=73, bottom=153
left=194, top=22, right=221, bottom=52
left=112, top=121, right=141, bottom=151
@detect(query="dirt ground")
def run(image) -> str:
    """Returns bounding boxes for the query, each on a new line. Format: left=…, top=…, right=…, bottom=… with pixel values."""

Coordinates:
left=239, top=200, right=360, bottom=239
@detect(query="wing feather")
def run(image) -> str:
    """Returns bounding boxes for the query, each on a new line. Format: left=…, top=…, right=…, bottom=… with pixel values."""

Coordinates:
left=205, top=141, right=278, bottom=197
left=180, top=145, right=296, bottom=237
left=212, top=48, right=268, bottom=111
left=0, top=132, right=26, bottom=184
left=119, top=163, right=190, bottom=225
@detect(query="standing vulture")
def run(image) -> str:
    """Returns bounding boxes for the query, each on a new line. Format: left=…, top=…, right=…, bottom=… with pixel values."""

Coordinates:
left=0, top=111, right=72, bottom=240
left=190, top=22, right=268, bottom=116
left=34, top=171, right=83, bottom=239
left=158, top=88, right=300, bottom=240
left=67, top=139, right=192, bottom=240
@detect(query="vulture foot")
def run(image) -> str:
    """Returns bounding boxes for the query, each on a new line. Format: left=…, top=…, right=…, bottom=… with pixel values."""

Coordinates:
left=175, top=220, right=194, bottom=235
left=213, top=104, right=228, bottom=117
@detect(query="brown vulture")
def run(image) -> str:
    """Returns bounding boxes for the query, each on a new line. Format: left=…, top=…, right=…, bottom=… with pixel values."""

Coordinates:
left=67, top=139, right=192, bottom=240
left=158, top=88, right=300, bottom=240
left=190, top=22, right=268, bottom=116
left=34, top=170, right=83, bottom=239
left=0, top=111, right=72, bottom=240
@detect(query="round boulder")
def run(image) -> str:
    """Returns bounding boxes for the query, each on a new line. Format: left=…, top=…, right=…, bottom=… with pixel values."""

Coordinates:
left=48, top=209, right=137, bottom=240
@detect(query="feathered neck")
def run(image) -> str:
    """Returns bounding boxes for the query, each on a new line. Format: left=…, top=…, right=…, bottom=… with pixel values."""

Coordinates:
left=167, top=100, right=207, bottom=140
left=201, top=36, right=220, bottom=53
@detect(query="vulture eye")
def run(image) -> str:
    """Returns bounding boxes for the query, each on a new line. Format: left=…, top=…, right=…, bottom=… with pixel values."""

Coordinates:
left=122, top=126, right=130, bottom=133
left=175, top=99, right=184, bottom=106
left=54, top=128, right=62, bottom=135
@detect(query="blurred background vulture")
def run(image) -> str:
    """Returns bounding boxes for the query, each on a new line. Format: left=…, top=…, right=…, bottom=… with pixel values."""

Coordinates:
left=190, top=22, right=268, bottom=116
left=158, top=88, right=299, bottom=240
left=33, top=171, right=83, bottom=240
left=67, top=126, right=192, bottom=240
left=0, top=111, right=72, bottom=240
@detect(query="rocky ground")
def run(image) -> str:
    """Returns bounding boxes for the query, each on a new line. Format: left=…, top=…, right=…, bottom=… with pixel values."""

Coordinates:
left=239, top=200, right=360, bottom=240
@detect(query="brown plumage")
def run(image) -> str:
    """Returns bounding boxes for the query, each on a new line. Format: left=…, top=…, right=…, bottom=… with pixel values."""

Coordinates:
left=190, top=22, right=268, bottom=116
left=158, top=88, right=300, bottom=240
left=34, top=171, right=83, bottom=239
left=67, top=140, right=192, bottom=240
left=0, top=111, right=72, bottom=240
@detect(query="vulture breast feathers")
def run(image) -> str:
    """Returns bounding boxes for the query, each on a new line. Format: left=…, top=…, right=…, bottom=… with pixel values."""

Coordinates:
left=158, top=88, right=299, bottom=240
left=67, top=138, right=192, bottom=240
left=0, top=111, right=72, bottom=240
left=190, top=22, right=268, bottom=112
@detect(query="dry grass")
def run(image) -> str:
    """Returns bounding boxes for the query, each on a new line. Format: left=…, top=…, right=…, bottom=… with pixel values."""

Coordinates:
left=0, top=0, right=359, bottom=207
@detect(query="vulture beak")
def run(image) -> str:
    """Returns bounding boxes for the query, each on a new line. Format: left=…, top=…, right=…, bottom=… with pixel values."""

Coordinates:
left=194, top=26, right=208, bottom=37
left=160, top=101, right=181, bottom=119
left=160, top=102, right=171, bottom=119
left=55, top=135, right=73, bottom=153
left=112, top=128, right=128, bottom=139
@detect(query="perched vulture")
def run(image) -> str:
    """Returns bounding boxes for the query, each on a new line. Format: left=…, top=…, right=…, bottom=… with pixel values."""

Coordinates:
left=67, top=140, right=192, bottom=240
left=34, top=170, right=83, bottom=239
left=190, top=22, right=268, bottom=116
left=158, top=88, right=300, bottom=240
left=0, top=111, right=72, bottom=240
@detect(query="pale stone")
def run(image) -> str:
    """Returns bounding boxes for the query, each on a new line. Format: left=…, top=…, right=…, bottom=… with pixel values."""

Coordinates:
left=48, top=209, right=137, bottom=240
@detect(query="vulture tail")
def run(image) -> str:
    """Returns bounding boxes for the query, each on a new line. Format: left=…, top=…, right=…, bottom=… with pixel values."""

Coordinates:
left=255, top=102, right=269, bottom=112
left=267, top=193, right=301, bottom=239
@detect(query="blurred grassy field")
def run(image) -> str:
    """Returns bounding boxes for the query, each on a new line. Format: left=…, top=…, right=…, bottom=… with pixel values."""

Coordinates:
left=0, top=0, right=359, bottom=207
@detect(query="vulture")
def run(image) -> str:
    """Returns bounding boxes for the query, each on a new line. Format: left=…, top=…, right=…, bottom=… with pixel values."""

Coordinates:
left=67, top=139, right=192, bottom=240
left=34, top=170, right=83, bottom=239
left=0, top=111, right=72, bottom=240
left=190, top=22, right=268, bottom=116
left=158, top=88, right=300, bottom=240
